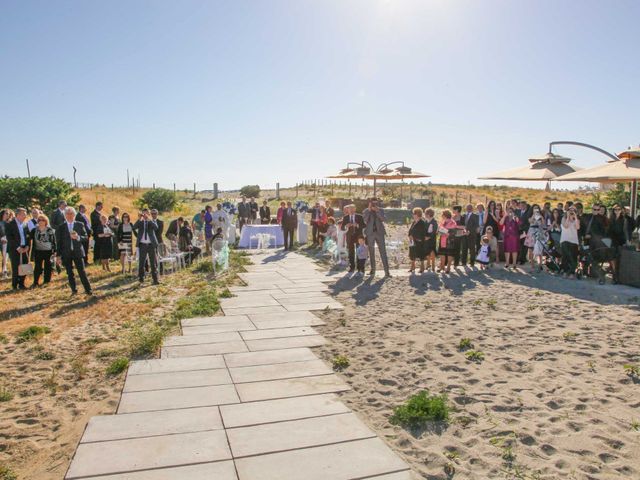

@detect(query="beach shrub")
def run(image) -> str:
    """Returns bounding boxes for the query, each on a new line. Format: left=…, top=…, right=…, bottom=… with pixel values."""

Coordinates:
left=35, top=351, right=55, bottom=361
left=0, top=333, right=7, bottom=344
left=173, top=288, right=220, bottom=320
left=219, top=288, right=233, bottom=298
left=390, top=391, right=449, bottom=428
left=135, top=188, right=179, bottom=213
left=624, top=364, right=639, bottom=378
left=107, top=358, right=130, bottom=376
left=458, top=338, right=473, bottom=351
left=0, top=464, right=17, bottom=480
left=332, top=355, right=350, bottom=371
left=0, top=175, right=79, bottom=214
left=16, top=325, right=51, bottom=343
left=96, top=348, right=120, bottom=359
left=562, top=331, right=577, bottom=342
left=127, top=322, right=164, bottom=357
left=194, top=260, right=214, bottom=273
left=465, top=350, right=485, bottom=362
left=239, top=185, right=260, bottom=198
left=0, top=386, right=14, bottom=402
left=71, top=356, right=89, bottom=380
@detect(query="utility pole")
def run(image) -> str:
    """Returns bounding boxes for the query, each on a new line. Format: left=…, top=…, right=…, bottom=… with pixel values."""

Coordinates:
left=26, top=159, right=31, bottom=178
left=73, top=166, right=77, bottom=187
left=127, top=169, right=130, bottom=187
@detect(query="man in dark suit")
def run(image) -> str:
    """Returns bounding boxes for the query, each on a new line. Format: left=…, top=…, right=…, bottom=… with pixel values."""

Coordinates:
left=249, top=197, right=259, bottom=225
left=281, top=201, right=298, bottom=251
left=76, top=204, right=92, bottom=265
left=90, top=202, right=103, bottom=263
left=259, top=201, right=271, bottom=224
left=237, top=197, right=250, bottom=231
left=460, top=204, right=479, bottom=266
left=517, top=201, right=531, bottom=264
left=51, top=200, right=67, bottom=228
left=165, top=216, right=183, bottom=243
left=133, top=208, right=160, bottom=285
left=340, top=204, right=365, bottom=273
left=6, top=207, right=30, bottom=290
left=309, top=202, right=322, bottom=246
left=55, top=207, right=92, bottom=295
left=150, top=209, right=164, bottom=245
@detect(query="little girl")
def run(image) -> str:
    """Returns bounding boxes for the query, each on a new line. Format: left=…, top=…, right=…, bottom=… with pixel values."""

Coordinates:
left=484, top=226, right=499, bottom=265
left=526, top=206, right=546, bottom=272
left=476, top=236, right=491, bottom=270
left=356, top=236, right=368, bottom=274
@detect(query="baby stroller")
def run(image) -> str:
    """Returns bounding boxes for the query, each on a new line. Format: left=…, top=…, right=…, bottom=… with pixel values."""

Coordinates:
left=539, top=231, right=562, bottom=273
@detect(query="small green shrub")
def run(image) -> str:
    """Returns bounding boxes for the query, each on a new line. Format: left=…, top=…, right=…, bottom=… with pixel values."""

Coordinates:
left=458, top=338, right=473, bottom=351
left=135, top=188, right=179, bottom=213
left=35, top=351, right=55, bottom=361
left=0, top=333, right=8, bottom=344
left=194, top=260, right=214, bottom=273
left=96, top=348, right=119, bottom=359
left=16, top=325, right=51, bottom=343
left=390, top=391, right=449, bottom=428
left=485, top=298, right=497, bottom=310
left=83, top=336, right=106, bottom=346
left=332, top=355, right=350, bottom=371
left=106, top=358, right=130, bottom=376
left=465, top=350, right=485, bottom=362
left=71, top=356, right=88, bottom=380
left=0, top=386, right=14, bottom=402
left=0, top=464, right=17, bottom=480
left=562, top=331, right=577, bottom=342
left=624, top=364, right=640, bottom=377
left=219, top=288, right=233, bottom=298
left=173, top=288, right=220, bottom=320
left=127, top=322, right=165, bottom=357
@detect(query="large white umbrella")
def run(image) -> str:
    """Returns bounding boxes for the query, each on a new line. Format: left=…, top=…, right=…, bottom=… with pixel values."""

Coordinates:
left=478, top=153, right=581, bottom=181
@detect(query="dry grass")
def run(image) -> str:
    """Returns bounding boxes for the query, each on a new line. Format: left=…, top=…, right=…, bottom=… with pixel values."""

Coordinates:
left=0, top=250, right=248, bottom=480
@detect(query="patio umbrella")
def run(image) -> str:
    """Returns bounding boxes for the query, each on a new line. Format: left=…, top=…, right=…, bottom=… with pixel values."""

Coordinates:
left=478, top=153, right=581, bottom=187
left=554, top=146, right=640, bottom=215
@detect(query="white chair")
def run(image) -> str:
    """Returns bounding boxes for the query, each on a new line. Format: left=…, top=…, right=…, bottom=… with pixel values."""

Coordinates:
left=212, top=239, right=229, bottom=275
left=157, top=243, right=178, bottom=275
left=257, top=233, right=275, bottom=249
left=385, top=240, right=404, bottom=268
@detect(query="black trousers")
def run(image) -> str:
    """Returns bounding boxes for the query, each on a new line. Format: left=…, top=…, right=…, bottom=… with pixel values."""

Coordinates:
left=9, top=250, right=27, bottom=289
left=34, top=249, right=53, bottom=284
left=239, top=217, right=249, bottom=231
left=63, top=256, right=91, bottom=293
left=453, top=237, right=462, bottom=266
left=138, top=243, right=158, bottom=283
left=283, top=228, right=295, bottom=250
left=560, top=241, right=578, bottom=274
left=347, top=241, right=357, bottom=270
left=311, top=223, right=320, bottom=244
left=460, top=235, right=477, bottom=265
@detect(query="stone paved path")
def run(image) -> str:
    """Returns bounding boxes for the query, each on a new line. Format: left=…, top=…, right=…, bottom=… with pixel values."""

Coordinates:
left=65, top=251, right=411, bottom=479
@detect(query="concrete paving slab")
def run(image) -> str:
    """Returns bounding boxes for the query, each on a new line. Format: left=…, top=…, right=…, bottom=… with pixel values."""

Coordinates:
left=224, top=348, right=318, bottom=368
left=234, top=437, right=409, bottom=480
left=163, top=331, right=242, bottom=347
left=118, top=385, right=239, bottom=413
left=271, top=295, right=334, bottom=305
left=270, top=291, right=335, bottom=300
left=128, top=356, right=225, bottom=376
left=220, top=295, right=280, bottom=308
left=229, top=359, right=331, bottom=383
left=74, top=462, right=237, bottom=480
left=228, top=413, right=375, bottom=458
left=123, top=369, right=232, bottom=392
left=247, top=311, right=319, bottom=324
left=250, top=316, right=325, bottom=329
left=240, top=326, right=318, bottom=341
left=181, top=315, right=249, bottom=327
left=245, top=335, right=325, bottom=352
left=219, top=393, right=350, bottom=428
left=181, top=323, right=256, bottom=335
left=161, top=341, right=248, bottom=359
left=364, top=472, right=414, bottom=479
left=282, top=302, right=344, bottom=312
left=66, top=431, right=230, bottom=479
left=222, top=305, right=286, bottom=316
left=81, top=406, right=222, bottom=443
left=235, top=374, right=349, bottom=402
left=279, top=285, right=330, bottom=294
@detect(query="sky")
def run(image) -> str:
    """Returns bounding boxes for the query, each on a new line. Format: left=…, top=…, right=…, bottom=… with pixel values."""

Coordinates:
left=1, top=0, right=639, bottom=191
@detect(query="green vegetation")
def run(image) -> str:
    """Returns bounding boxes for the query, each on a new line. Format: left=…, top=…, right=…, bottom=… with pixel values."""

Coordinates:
left=0, top=464, right=17, bottom=480
left=219, top=288, right=233, bottom=298
left=35, top=351, right=55, bottom=361
left=0, top=175, right=80, bottom=214
left=135, top=188, right=179, bottom=213
left=562, top=331, right=578, bottom=342
left=239, top=184, right=260, bottom=198
left=624, top=364, right=639, bottom=378
left=485, top=298, right=497, bottom=310
left=70, top=356, right=89, bottom=380
left=173, top=287, right=220, bottom=321
left=465, top=350, right=485, bottom=362
left=390, top=391, right=450, bottom=428
left=458, top=338, right=473, bottom=351
left=332, top=355, right=350, bottom=371
left=0, top=333, right=7, bottom=344
left=127, top=321, right=165, bottom=357
left=16, top=325, right=51, bottom=343
left=96, top=348, right=120, bottom=359
left=631, top=419, right=639, bottom=432
left=0, top=386, right=14, bottom=402
left=106, top=357, right=130, bottom=376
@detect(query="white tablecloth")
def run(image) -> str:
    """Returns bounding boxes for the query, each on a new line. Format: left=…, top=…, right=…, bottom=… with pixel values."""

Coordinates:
left=238, top=225, right=284, bottom=248
left=297, top=221, right=308, bottom=245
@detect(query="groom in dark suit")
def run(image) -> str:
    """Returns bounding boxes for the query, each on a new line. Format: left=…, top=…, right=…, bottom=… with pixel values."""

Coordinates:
left=340, top=204, right=365, bottom=273
left=460, top=204, right=479, bottom=266
left=133, top=208, right=160, bottom=285
left=55, top=207, right=92, bottom=295
left=281, top=202, right=298, bottom=251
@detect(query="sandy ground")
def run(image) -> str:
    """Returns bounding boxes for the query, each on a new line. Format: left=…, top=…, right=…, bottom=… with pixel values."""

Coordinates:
left=315, top=266, right=640, bottom=480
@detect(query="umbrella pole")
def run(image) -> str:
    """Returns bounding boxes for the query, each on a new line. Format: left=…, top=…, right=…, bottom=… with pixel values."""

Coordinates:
left=373, top=178, right=377, bottom=199
left=631, top=180, right=638, bottom=219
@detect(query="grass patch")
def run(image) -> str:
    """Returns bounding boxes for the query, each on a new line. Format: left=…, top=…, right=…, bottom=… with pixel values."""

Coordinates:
left=71, top=356, right=89, bottom=380
left=96, top=348, right=120, bottom=359
left=390, top=391, right=449, bottom=428
left=0, top=386, right=14, bottom=402
left=127, top=321, right=165, bottom=357
left=16, top=325, right=51, bottom=343
left=35, top=351, right=55, bottom=361
left=0, top=333, right=8, bottom=344
left=194, top=260, right=214, bottom=273
left=562, top=331, right=578, bottom=342
left=465, top=350, right=485, bottom=362
left=106, top=357, right=130, bottom=376
left=624, top=363, right=639, bottom=378
left=173, top=287, right=220, bottom=321
left=0, top=464, right=17, bottom=480
left=83, top=336, right=106, bottom=346
left=458, top=338, right=473, bottom=351
left=219, top=288, right=233, bottom=298
left=332, top=355, right=350, bottom=371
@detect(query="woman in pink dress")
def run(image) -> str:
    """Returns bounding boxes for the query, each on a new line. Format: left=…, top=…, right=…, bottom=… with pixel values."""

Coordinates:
left=437, top=209, right=459, bottom=273
left=500, top=207, right=520, bottom=269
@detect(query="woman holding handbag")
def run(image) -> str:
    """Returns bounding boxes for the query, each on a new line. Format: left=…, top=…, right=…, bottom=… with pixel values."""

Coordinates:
left=31, top=214, right=56, bottom=286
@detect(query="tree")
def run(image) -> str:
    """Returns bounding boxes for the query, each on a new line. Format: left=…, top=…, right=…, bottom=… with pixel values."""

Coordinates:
left=135, top=188, right=179, bottom=213
left=590, top=183, right=631, bottom=208
left=0, top=176, right=80, bottom=214
left=239, top=185, right=260, bottom=198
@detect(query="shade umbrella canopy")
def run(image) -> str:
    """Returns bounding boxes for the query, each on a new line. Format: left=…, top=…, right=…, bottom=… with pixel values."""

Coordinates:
left=554, top=157, right=640, bottom=183
left=376, top=166, right=430, bottom=181
left=478, top=153, right=580, bottom=181
left=617, top=146, right=640, bottom=160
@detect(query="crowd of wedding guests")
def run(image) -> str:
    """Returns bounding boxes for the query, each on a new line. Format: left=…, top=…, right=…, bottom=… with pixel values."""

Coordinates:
left=0, top=200, right=207, bottom=295
left=404, top=199, right=637, bottom=284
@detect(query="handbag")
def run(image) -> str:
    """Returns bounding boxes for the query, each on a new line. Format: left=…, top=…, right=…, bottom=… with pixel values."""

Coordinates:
left=18, top=254, right=33, bottom=276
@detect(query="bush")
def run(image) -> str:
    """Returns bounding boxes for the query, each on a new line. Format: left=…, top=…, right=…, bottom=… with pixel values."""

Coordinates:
left=106, top=358, right=130, bottom=376
left=239, top=185, right=260, bottom=198
left=390, top=391, right=450, bottom=428
left=173, top=288, right=220, bottom=320
left=135, top=188, right=179, bottom=213
left=332, top=355, right=350, bottom=371
left=0, top=464, right=17, bottom=480
left=0, top=176, right=79, bottom=215
left=16, top=325, right=51, bottom=343
left=127, top=322, right=165, bottom=357
left=0, top=386, right=14, bottom=402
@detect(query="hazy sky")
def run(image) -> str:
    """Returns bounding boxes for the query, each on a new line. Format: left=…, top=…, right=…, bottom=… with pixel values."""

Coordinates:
left=2, top=0, right=639, bottom=191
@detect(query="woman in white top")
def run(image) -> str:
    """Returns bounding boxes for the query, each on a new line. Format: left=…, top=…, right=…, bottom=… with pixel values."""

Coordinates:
left=560, top=207, right=580, bottom=278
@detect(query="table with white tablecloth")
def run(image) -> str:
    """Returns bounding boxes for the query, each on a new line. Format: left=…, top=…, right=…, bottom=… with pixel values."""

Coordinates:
left=238, top=225, right=284, bottom=248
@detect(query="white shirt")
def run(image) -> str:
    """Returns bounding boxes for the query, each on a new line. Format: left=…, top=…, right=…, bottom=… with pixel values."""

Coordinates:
left=560, top=219, right=579, bottom=245
left=67, top=222, right=75, bottom=250
left=140, top=221, right=151, bottom=244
